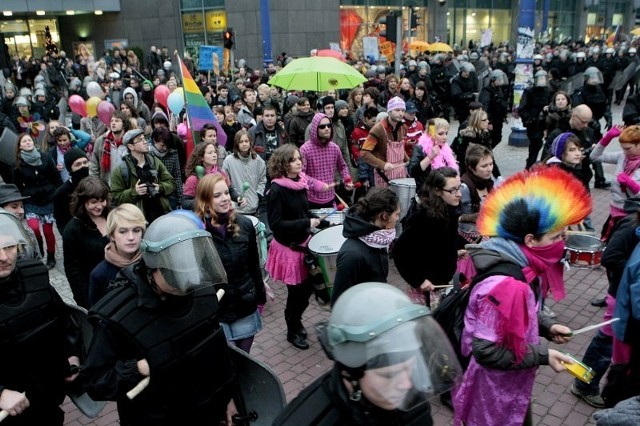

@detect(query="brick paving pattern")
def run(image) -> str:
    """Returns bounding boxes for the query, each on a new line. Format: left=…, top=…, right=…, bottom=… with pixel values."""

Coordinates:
left=53, top=104, right=628, bottom=425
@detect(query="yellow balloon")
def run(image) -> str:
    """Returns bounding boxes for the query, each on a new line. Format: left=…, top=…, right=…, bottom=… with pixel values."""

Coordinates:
left=86, top=97, right=101, bottom=118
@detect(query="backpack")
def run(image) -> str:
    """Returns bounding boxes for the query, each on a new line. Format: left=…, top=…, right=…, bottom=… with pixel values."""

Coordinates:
left=432, top=260, right=525, bottom=369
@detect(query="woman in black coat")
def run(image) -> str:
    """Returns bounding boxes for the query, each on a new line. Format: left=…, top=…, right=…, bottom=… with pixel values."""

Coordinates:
left=13, top=133, right=62, bottom=268
left=62, top=176, right=110, bottom=308
left=331, top=187, right=400, bottom=305
left=194, top=173, right=265, bottom=353
left=393, top=167, right=465, bottom=307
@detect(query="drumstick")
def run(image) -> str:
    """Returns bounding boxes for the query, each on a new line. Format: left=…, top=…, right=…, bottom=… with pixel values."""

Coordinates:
left=126, top=289, right=226, bottom=400
left=432, top=284, right=454, bottom=289
left=319, top=208, right=337, bottom=221
left=335, top=193, right=350, bottom=210
left=0, top=393, right=25, bottom=422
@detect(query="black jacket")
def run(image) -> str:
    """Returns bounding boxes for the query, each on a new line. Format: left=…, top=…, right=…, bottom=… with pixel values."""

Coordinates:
left=207, top=214, right=266, bottom=323
left=602, top=214, right=639, bottom=297
left=393, top=205, right=462, bottom=288
left=273, top=367, right=433, bottom=426
left=331, top=213, right=389, bottom=305
left=62, top=212, right=109, bottom=308
left=13, top=152, right=62, bottom=206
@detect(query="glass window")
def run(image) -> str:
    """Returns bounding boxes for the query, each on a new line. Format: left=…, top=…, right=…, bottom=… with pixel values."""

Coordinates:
left=181, top=0, right=224, bottom=10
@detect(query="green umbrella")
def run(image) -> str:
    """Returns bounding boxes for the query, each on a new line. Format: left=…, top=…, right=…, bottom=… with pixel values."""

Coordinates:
left=268, top=56, right=366, bottom=92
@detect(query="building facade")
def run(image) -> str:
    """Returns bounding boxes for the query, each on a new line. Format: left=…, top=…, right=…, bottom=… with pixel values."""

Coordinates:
left=0, top=0, right=638, bottom=73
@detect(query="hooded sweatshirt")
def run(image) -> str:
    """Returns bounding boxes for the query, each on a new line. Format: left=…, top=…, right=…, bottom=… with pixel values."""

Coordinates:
left=332, top=212, right=389, bottom=303
left=299, top=113, right=352, bottom=204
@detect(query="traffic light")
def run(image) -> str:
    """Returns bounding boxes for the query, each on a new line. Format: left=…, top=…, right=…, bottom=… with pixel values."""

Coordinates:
left=380, top=12, right=398, bottom=43
left=223, top=28, right=234, bottom=49
left=410, top=8, right=421, bottom=30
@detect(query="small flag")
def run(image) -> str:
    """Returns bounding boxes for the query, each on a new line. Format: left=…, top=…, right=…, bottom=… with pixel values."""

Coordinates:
left=176, top=55, right=227, bottom=147
left=607, top=25, right=620, bottom=47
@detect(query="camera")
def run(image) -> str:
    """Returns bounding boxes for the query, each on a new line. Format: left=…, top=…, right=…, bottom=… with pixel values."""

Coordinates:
left=143, top=170, right=161, bottom=199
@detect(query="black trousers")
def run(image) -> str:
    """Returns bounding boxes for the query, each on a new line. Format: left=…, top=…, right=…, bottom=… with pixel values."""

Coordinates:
left=284, top=279, right=313, bottom=329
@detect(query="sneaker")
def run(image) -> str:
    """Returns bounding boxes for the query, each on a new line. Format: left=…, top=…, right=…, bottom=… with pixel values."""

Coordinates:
left=570, top=383, right=605, bottom=408
left=542, top=305, right=557, bottom=318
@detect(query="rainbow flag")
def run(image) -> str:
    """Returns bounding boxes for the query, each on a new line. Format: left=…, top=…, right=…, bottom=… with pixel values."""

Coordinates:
left=606, top=25, right=620, bottom=47
left=177, top=56, right=227, bottom=147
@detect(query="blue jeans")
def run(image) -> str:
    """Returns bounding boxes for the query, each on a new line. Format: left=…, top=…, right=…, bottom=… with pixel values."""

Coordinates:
left=574, top=330, right=613, bottom=395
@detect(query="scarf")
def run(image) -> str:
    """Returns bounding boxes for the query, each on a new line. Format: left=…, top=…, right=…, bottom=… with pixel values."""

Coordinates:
left=20, top=149, right=42, bottom=166
left=485, top=276, right=531, bottom=365
left=520, top=240, right=566, bottom=301
left=271, top=173, right=309, bottom=191
left=104, top=242, right=142, bottom=268
left=417, top=134, right=457, bottom=170
left=359, top=228, right=396, bottom=248
left=460, top=172, right=493, bottom=213
left=150, top=145, right=167, bottom=158
left=208, top=211, right=230, bottom=239
left=100, top=131, right=123, bottom=172
left=624, top=154, right=640, bottom=176
left=57, top=145, right=72, bottom=155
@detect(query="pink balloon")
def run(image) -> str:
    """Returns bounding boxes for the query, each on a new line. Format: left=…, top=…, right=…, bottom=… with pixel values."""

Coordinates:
left=154, top=85, right=171, bottom=108
left=97, top=100, right=116, bottom=126
left=68, top=95, right=87, bottom=117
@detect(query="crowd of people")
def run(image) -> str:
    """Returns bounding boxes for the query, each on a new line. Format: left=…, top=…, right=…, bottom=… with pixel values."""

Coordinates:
left=3, top=36, right=640, bottom=425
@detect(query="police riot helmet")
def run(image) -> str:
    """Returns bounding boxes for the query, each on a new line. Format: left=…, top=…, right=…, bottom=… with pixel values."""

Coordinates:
left=408, top=60, right=417, bottom=68
left=318, top=283, right=462, bottom=410
left=460, top=62, right=475, bottom=75
left=417, top=60, right=428, bottom=69
left=490, top=69, right=508, bottom=86
left=576, top=51, right=586, bottom=60
left=470, top=52, right=479, bottom=61
left=605, top=47, right=615, bottom=55
left=14, top=97, right=30, bottom=107
left=431, top=54, right=445, bottom=65
left=19, top=87, right=32, bottom=99
left=34, top=89, right=46, bottom=99
left=141, top=211, right=227, bottom=294
left=584, top=67, right=603, bottom=85
left=34, top=75, right=45, bottom=84
left=629, top=48, right=637, bottom=56
left=0, top=209, right=31, bottom=251
left=533, top=54, right=544, bottom=61
left=534, top=70, right=548, bottom=87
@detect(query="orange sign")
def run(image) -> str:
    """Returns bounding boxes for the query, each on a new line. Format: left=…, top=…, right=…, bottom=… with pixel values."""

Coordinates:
left=380, top=41, right=395, bottom=62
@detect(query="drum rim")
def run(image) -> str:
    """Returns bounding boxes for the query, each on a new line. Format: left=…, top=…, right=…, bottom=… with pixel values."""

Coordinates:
left=308, top=225, right=345, bottom=255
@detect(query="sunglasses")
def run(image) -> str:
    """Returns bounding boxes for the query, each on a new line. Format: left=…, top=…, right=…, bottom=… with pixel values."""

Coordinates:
left=318, top=123, right=333, bottom=130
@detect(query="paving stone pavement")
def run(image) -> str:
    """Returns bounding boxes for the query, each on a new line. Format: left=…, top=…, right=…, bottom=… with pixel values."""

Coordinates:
left=56, top=102, right=629, bottom=425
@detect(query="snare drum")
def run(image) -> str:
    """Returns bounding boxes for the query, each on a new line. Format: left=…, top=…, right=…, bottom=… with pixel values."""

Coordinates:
left=565, top=233, right=605, bottom=268
left=389, top=178, right=416, bottom=221
left=243, top=215, right=267, bottom=267
left=561, top=352, right=595, bottom=384
left=308, top=225, right=347, bottom=295
left=310, top=208, right=345, bottom=225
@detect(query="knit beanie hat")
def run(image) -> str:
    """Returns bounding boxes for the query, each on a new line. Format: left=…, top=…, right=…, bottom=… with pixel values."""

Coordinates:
left=550, top=132, right=573, bottom=159
left=335, top=100, right=349, bottom=113
left=64, top=147, right=88, bottom=171
left=387, top=96, right=406, bottom=112
left=319, top=96, right=335, bottom=109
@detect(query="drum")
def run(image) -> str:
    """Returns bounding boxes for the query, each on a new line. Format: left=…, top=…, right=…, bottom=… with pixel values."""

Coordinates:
left=565, top=233, right=604, bottom=268
left=389, top=178, right=416, bottom=221
left=244, top=215, right=267, bottom=267
left=310, top=208, right=345, bottom=225
left=308, top=225, right=347, bottom=294
left=561, top=352, right=595, bottom=384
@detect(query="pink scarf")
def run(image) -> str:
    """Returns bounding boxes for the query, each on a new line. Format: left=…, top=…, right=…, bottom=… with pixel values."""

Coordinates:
left=271, top=172, right=324, bottom=192
left=520, top=240, right=566, bottom=301
left=485, top=277, right=530, bottom=364
left=416, top=133, right=458, bottom=171
left=623, top=155, right=640, bottom=176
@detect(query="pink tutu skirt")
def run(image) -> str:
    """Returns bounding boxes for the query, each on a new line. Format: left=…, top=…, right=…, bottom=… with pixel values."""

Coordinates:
left=266, top=239, right=308, bottom=285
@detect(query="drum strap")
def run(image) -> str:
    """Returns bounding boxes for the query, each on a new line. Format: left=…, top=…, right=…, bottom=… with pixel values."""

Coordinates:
left=375, top=168, right=390, bottom=183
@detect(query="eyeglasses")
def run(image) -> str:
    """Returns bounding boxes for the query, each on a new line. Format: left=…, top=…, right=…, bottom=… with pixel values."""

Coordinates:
left=441, top=186, right=462, bottom=194
left=318, top=123, right=333, bottom=130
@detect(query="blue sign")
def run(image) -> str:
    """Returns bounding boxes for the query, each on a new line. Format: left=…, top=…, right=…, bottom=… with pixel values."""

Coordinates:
left=198, top=45, right=223, bottom=72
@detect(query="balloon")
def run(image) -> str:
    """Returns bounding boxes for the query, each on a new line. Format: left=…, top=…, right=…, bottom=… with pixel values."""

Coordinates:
left=154, top=85, right=170, bottom=108
left=86, top=97, right=101, bottom=118
left=167, top=90, right=185, bottom=115
left=97, top=100, right=116, bottom=126
left=68, top=95, right=87, bottom=117
left=86, top=81, right=102, bottom=98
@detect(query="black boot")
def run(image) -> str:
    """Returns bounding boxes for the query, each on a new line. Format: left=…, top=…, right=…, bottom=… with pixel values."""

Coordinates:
left=285, top=315, right=309, bottom=350
left=46, top=252, right=56, bottom=269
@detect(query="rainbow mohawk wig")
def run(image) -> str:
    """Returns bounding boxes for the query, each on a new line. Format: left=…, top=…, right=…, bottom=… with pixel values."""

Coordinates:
left=477, top=167, right=592, bottom=241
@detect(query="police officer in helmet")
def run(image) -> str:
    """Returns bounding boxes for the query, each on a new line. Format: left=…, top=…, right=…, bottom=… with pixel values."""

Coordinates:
left=0, top=214, right=82, bottom=425
left=273, top=282, right=462, bottom=425
left=81, top=211, right=239, bottom=425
